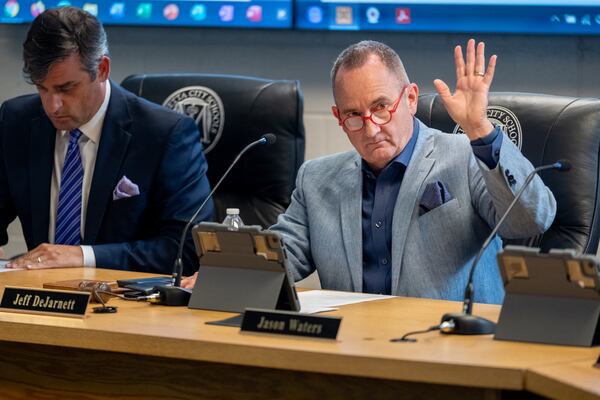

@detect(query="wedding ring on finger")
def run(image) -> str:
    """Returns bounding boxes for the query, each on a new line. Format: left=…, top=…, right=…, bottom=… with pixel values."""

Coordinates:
left=475, top=71, right=485, bottom=77
left=36, top=256, right=42, bottom=264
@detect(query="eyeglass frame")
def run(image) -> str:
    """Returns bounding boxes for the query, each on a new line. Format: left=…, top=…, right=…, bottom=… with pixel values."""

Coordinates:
left=334, top=84, right=410, bottom=132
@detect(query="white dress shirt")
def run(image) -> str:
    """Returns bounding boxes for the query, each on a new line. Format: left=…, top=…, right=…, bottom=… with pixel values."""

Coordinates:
left=49, top=83, right=111, bottom=267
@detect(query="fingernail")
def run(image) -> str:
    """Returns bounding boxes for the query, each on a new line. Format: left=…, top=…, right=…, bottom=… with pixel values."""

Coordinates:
left=5, top=263, right=12, bottom=268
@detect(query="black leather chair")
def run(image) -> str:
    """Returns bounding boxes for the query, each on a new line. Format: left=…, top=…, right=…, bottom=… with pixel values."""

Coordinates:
left=121, top=74, right=305, bottom=228
left=416, top=92, right=600, bottom=254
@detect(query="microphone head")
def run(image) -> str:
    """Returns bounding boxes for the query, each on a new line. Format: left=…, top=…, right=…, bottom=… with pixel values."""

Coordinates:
left=554, top=159, right=572, bottom=172
left=260, top=133, right=277, bottom=145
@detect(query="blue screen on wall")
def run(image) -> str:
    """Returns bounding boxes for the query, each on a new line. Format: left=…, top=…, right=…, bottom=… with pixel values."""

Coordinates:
left=2, top=0, right=600, bottom=34
left=295, top=0, right=600, bottom=35
left=1, top=0, right=292, bottom=28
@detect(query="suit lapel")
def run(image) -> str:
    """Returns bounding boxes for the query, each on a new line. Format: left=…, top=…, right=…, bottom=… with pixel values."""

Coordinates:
left=83, top=83, right=132, bottom=244
left=29, top=113, right=56, bottom=245
left=339, top=154, right=363, bottom=292
left=391, top=123, right=436, bottom=293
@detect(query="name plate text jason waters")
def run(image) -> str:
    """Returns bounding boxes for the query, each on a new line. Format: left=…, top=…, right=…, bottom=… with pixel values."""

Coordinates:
left=241, top=308, right=341, bottom=339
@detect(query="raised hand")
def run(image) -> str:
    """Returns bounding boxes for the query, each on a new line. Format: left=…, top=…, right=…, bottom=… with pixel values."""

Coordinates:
left=433, top=39, right=497, bottom=140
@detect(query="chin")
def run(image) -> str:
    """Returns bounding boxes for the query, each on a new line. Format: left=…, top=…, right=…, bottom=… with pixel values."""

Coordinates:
left=369, top=148, right=395, bottom=161
left=50, top=120, right=75, bottom=131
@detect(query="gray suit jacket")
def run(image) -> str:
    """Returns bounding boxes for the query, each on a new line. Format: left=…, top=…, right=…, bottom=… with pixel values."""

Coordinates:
left=271, top=120, right=556, bottom=304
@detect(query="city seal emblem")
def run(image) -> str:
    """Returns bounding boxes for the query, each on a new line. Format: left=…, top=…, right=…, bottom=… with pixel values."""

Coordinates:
left=452, top=106, right=522, bottom=150
left=162, top=86, right=225, bottom=154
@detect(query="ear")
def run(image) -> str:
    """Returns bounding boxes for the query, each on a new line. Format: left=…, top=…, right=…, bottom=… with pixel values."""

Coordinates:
left=97, top=56, right=111, bottom=82
left=331, top=106, right=341, bottom=124
left=406, top=83, right=420, bottom=116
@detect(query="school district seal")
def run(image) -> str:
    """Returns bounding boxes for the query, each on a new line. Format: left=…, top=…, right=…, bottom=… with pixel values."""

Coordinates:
left=163, top=86, right=225, bottom=154
left=453, top=106, right=522, bottom=150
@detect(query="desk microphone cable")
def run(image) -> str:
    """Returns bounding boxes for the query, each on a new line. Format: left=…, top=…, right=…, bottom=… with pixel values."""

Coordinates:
left=90, top=290, right=162, bottom=314
left=94, top=290, right=160, bottom=302
left=390, top=321, right=455, bottom=343
left=94, top=290, right=179, bottom=305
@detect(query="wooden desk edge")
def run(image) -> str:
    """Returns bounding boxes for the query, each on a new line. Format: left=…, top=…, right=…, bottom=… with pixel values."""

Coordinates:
left=0, top=319, right=525, bottom=390
left=525, top=360, right=600, bottom=400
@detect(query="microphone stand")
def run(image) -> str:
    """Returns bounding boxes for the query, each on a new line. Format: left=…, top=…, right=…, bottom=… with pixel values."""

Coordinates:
left=440, top=160, right=571, bottom=334
left=151, top=133, right=277, bottom=306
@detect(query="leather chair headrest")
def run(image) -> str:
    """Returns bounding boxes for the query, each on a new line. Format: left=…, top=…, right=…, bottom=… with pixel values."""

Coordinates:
left=121, top=73, right=305, bottom=227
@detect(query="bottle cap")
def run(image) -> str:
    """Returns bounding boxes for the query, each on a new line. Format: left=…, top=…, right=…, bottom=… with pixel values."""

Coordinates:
left=226, top=208, right=240, bottom=215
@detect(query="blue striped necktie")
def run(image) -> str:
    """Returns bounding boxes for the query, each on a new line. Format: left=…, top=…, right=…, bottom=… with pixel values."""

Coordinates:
left=55, top=129, right=83, bottom=245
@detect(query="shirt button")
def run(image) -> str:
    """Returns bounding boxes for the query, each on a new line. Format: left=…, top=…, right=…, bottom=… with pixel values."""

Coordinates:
left=381, top=258, right=388, bottom=265
left=375, top=221, right=382, bottom=228
left=494, top=150, right=500, bottom=157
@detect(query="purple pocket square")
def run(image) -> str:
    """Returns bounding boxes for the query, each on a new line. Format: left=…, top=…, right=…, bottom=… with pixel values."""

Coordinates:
left=418, top=181, right=453, bottom=216
left=113, top=176, right=140, bottom=201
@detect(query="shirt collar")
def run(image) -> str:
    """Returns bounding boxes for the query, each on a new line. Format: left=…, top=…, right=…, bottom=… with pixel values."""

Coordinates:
left=60, top=82, right=111, bottom=143
left=361, top=117, right=420, bottom=177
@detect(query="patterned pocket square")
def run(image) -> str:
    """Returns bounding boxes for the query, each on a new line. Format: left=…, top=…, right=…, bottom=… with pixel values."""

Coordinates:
left=113, top=175, right=140, bottom=201
left=418, top=181, right=454, bottom=216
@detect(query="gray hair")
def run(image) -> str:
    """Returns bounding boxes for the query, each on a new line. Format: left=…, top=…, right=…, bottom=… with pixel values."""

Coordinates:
left=22, top=6, right=109, bottom=84
left=330, top=40, right=409, bottom=91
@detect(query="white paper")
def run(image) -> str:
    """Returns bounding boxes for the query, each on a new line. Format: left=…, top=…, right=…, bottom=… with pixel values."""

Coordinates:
left=298, top=290, right=393, bottom=314
left=0, top=259, right=17, bottom=272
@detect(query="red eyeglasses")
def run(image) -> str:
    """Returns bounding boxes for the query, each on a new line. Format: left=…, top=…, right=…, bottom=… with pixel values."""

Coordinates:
left=337, top=85, right=408, bottom=132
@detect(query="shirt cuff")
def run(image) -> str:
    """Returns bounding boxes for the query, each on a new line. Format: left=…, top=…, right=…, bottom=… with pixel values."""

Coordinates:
left=470, top=126, right=503, bottom=169
left=81, top=245, right=96, bottom=268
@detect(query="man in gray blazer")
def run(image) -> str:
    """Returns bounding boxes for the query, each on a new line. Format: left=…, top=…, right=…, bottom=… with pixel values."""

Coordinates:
left=270, top=39, right=556, bottom=304
left=182, top=40, right=556, bottom=303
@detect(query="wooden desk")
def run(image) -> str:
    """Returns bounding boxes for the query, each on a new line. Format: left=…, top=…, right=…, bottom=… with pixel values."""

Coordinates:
left=526, top=359, right=600, bottom=400
left=0, top=268, right=597, bottom=399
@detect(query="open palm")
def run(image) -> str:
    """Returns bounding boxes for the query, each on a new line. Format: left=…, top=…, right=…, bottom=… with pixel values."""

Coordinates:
left=433, top=39, right=497, bottom=140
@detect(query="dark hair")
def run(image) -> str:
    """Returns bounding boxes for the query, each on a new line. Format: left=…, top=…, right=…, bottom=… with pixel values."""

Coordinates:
left=331, top=40, right=409, bottom=90
left=22, top=6, right=109, bottom=84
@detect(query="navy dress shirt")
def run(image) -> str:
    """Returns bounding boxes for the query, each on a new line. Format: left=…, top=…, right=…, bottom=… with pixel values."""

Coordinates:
left=361, top=120, right=503, bottom=294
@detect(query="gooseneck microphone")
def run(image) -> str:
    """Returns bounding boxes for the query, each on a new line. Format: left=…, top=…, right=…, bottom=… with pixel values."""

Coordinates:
left=440, top=159, right=571, bottom=335
left=152, top=133, right=277, bottom=306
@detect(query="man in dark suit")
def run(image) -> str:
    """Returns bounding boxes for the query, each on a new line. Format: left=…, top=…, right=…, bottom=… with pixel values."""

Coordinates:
left=1, top=7, right=213, bottom=275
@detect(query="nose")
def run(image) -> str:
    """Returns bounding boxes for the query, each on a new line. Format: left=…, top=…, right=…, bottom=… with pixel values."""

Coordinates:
left=46, top=93, right=63, bottom=115
left=363, top=118, right=381, bottom=138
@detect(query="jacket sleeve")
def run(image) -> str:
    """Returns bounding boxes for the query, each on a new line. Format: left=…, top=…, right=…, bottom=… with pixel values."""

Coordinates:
left=469, top=135, right=557, bottom=239
left=0, top=103, right=17, bottom=247
left=270, top=161, right=316, bottom=281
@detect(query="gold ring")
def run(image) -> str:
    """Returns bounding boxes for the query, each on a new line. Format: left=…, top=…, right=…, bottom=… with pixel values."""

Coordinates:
left=37, top=256, right=42, bottom=263
left=475, top=71, right=485, bottom=77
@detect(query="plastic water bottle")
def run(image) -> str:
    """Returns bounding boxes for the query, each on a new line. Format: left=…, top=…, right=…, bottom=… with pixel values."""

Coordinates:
left=222, top=208, right=244, bottom=231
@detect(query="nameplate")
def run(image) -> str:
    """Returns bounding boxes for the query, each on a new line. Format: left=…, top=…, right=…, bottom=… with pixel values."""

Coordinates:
left=0, top=286, right=90, bottom=318
left=241, top=308, right=341, bottom=339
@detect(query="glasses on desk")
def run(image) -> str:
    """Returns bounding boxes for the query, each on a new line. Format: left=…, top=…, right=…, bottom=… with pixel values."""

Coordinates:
left=337, top=84, right=408, bottom=132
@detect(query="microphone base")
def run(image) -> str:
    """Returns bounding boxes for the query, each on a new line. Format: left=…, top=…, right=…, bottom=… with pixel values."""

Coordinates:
left=440, top=312, right=496, bottom=335
left=148, top=286, right=191, bottom=306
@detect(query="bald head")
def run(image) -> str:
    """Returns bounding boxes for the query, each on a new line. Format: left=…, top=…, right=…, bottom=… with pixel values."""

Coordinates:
left=331, top=40, right=409, bottom=94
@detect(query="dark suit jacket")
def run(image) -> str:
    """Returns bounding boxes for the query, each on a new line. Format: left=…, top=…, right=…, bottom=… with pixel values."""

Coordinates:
left=0, top=82, right=213, bottom=275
